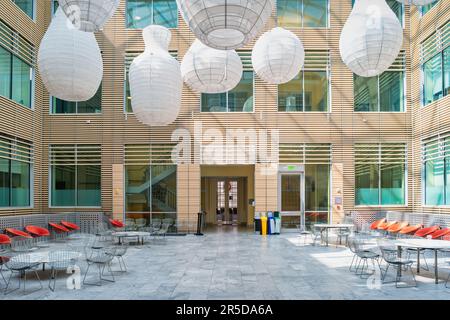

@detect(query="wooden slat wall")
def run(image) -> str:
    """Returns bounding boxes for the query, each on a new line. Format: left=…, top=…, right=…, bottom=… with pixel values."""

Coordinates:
left=410, top=1, right=450, bottom=214
left=0, top=0, right=418, bottom=221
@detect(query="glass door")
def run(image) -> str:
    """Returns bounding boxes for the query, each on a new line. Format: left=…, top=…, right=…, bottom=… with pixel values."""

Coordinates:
left=279, top=173, right=304, bottom=231
left=216, top=179, right=239, bottom=225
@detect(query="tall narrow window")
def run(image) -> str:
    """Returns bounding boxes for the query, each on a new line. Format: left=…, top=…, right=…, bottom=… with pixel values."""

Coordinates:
left=50, top=145, right=101, bottom=207
left=0, top=134, right=32, bottom=208
left=277, top=0, right=328, bottom=28
left=126, top=0, right=178, bottom=29
left=355, top=143, right=406, bottom=206
left=421, top=21, right=449, bottom=106
left=423, top=134, right=450, bottom=206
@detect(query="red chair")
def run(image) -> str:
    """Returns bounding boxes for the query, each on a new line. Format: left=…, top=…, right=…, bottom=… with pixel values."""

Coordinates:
left=377, top=221, right=397, bottom=230
left=61, top=221, right=80, bottom=231
left=48, top=222, right=70, bottom=233
left=387, top=221, right=409, bottom=233
left=5, top=228, right=32, bottom=239
left=370, top=218, right=386, bottom=230
left=414, top=225, right=440, bottom=238
left=109, top=219, right=124, bottom=228
left=430, top=228, right=450, bottom=239
left=0, top=234, right=11, bottom=245
left=399, top=224, right=422, bottom=235
left=25, top=225, right=50, bottom=237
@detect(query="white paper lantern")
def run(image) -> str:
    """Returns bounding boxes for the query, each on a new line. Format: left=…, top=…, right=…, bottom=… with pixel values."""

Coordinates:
left=129, top=25, right=182, bottom=127
left=252, top=27, right=304, bottom=85
left=181, top=40, right=242, bottom=94
left=38, top=8, right=103, bottom=102
left=176, top=0, right=275, bottom=50
left=395, top=0, right=436, bottom=5
left=339, top=0, right=403, bottom=77
left=58, top=0, right=120, bottom=32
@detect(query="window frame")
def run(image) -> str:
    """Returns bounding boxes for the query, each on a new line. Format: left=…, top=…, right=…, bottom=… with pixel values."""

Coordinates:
left=49, top=86, right=103, bottom=115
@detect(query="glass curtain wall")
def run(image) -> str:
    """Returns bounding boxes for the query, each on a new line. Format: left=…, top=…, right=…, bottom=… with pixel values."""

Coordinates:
left=126, top=0, right=178, bottom=29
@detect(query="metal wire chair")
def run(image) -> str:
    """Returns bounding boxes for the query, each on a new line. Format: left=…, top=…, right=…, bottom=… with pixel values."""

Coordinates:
left=48, top=251, right=80, bottom=291
left=82, top=246, right=117, bottom=286
left=4, top=253, right=43, bottom=295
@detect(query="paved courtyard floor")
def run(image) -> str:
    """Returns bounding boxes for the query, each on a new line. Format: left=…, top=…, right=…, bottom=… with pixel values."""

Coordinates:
left=3, top=227, right=450, bottom=300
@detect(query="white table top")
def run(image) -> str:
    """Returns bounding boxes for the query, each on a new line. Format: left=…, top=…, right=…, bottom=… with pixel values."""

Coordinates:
left=111, top=231, right=150, bottom=237
left=314, top=224, right=354, bottom=229
left=10, top=250, right=81, bottom=264
left=393, top=238, right=450, bottom=250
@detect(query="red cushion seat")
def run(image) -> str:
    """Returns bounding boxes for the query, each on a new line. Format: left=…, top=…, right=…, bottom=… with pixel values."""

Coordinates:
left=430, top=228, right=450, bottom=239
left=109, top=219, right=124, bottom=228
left=49, top=222, right=70, bottom=233
left=387, top=221, right=409, bottom=233
left=399, top=224, right=422, bottom=235
left=5, top=228, right=32, bottom=239
left=61, top=220, right=80, bottom=230
left=370, top=218, right=386, bottom=230
left=378, top=221, right=397, bottom=230
left=0, top=234, right=11, bottom=245
left=414, top=225, right=440, bottom=238
left=25, top=225, right=50, bottom=237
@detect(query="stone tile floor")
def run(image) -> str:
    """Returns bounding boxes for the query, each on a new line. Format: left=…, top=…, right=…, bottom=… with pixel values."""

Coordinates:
left=2, top=227, right=450, bottom=300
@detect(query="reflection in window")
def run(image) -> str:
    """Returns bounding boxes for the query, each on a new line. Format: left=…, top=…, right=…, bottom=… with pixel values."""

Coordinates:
left=278, top=70, right=328, bottom=112
left=421, top=1, right=438, bottom=15
left=280, top=175, right=301, bottom=212
left=0, top=46, right=32, bottom=108
left=277, top=0, right=328, bottom=28
left=12, top=0, right=34, bottom=19
left=202, top=71, right=254, bottom=112
left=423, top=53, right=443, bottom=105
left=126, top=0, right=178, bottom=29
left=354, top=71, right=405, bottom=112
left=51, top=85, right=102, bottom=114
left=0, top=159, right=30, bottom=207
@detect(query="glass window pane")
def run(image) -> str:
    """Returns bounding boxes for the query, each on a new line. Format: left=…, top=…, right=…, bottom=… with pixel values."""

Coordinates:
left=13, top=0, right=33, bottom=18
left=355, top=164, right=379, bottom=205
left=305, top=164, right=329, bottom=211
left=125, top=165, right=150, bottom=212
left=281, top=174, right=301, bottom=211
left=151, top=165, right=177, bottom=213
left=11, top=56, right=31, bottom=108
left=51, top=165, right=76, bottom=206
left=444, top=47, right=450, bottom=96
left=422, top=1, right=438, bottom=15
left=77, top=84, right=102, bottom=113
left=228, top=71, right=253, bottom=112
left=303, top=0, right=328, bottom=27
left=126, top=73, right=133, bottom=112
left=51, top=97, right=76, bottom=114
left=354, top=74, right=378, bottom=112
left=277, top=0, right=302, bottom=28
left=0, top=47, right=11, bottom=99
left=278, top=72, right=303, bottom=112
left=127, top=0, right=152, bottom=29
left=423, top=54, right=443, bottom=105
left=425, top=159, right=444, bottom=205
left=304, top=70, right=327, bottom=112
left=379, top=71, right=404, bottom=112
left=153, top=0, right=178, bottom=28
left=201, top=92, right=227, bottom=112
left=380, top=163, right=404, bottom=205
left=10, top=160, right=30, bottom=207
left=77, top=165, right=101, bottom=206
left=0, top=159, right=10, bottom=207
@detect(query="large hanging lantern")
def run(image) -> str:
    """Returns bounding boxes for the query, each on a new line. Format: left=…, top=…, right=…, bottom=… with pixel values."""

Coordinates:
left=176, top=0, right=275, bottom=50
left=58, top=0, right=120, bottom=32
left=339, top=0, right=403, bottom=77
left=129, top=25, right=182, bottom=126
left=252, top=27, right=304, bottom=85
left=38, top=8, right=103, bottom=102
left=181, top=40, right=243, bottom=93
left=395, top=0, right=436, bottom=5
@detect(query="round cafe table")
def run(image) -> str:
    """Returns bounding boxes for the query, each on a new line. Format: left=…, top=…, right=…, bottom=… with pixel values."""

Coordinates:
left=10, top=250, right=81, bottom=271
left=392, top=238, right=450, bottom=284
left=313, top=224, right=354, bottom=246
left=111, top=231, right=150, bottom=245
